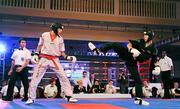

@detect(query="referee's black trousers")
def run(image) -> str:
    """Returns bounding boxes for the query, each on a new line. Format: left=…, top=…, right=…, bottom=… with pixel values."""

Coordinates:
left=100, top=43, right=143, bottom=98
left=6, top=65, right=29, bottom=100
left=161, top=70, right=172, bottom=98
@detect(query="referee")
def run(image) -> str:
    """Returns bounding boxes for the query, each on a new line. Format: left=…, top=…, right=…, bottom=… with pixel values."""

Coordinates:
left=2, top=38, right=31, bottom=101
left=159, top=51, right=174, bottom=99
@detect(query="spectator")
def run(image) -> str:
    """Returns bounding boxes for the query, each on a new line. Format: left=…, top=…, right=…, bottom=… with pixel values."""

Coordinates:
left=105, top=80, right=117, bottom=94
left=89, top=72, right=96, bottom=85
left=117, top=73, right=128, bottom=93
left=44, top=77, right=58, bottom=98
left=132, top=81, right=153, bottom=98
left=73, top=80, right=86, bottom=94
left=151, top=87, right=158, bottom=98
left=142, top=81, right=152, bottom=98
left=171, top=82, right=180, bottom=98
left=90, top=80, right=101, bottom=93
left=157, top=83, right=165, bottom=98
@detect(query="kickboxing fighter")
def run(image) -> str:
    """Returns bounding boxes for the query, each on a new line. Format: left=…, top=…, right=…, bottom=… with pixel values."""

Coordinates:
left=88, top=31, right=160, bottom=106
left=26, top=23, right=78, bottom=105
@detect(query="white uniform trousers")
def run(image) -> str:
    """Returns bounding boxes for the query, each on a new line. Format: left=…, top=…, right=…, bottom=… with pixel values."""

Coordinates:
left=28, top=58, right=73, bottom=100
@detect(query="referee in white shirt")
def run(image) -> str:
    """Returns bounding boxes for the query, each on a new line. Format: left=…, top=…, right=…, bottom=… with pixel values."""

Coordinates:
left=159, top=51, right=174, bottom=99
left=2, top=38, right=31, bottom=101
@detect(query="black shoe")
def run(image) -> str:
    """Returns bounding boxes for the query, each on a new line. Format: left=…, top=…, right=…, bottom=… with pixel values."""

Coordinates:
left=65, top=96, right=78, bottom=103
left=2, top=97, right=13, bottom=101
left=134, top=97, right=149, bottom=106
left=21, top=98, right=28, bottom=102
left=65, top=96, right=71, bottom=102
left=93, top=48, right=101, bottom=55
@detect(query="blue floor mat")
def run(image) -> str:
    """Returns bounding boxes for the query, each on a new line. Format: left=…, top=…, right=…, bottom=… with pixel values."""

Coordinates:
left=1, top=98, right=180, bottom=109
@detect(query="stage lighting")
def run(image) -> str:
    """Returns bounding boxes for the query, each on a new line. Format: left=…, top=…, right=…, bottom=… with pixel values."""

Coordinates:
left=0, top=43, right=6, bottom=53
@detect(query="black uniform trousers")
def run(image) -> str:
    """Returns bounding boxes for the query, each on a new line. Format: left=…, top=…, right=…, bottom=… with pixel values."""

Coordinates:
left=6, top=65, right=29, bottom=100
left=161, top=70, right=172, bottom=98
left=99, top=43, right=144, bottom=98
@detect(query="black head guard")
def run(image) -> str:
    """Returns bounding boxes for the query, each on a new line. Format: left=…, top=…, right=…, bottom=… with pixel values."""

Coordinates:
left=50, top=23, right=64, bottom=36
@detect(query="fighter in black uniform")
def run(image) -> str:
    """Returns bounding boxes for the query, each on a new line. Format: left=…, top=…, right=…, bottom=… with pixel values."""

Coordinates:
left=88, top=31, right=160, bottom=105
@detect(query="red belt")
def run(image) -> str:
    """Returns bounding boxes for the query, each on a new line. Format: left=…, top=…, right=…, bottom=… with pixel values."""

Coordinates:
left=39, top=54, right=59, bottom=70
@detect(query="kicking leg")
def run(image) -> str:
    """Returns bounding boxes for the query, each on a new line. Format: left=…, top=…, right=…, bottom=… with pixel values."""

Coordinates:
left=88, top=42, right=134, bottom=61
